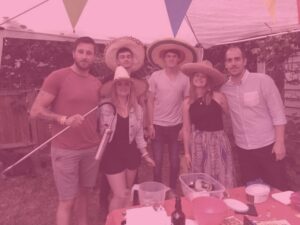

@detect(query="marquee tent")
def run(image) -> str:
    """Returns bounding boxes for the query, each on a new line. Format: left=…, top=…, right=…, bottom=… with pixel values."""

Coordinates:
left=0, top=0, right=300, bottom=48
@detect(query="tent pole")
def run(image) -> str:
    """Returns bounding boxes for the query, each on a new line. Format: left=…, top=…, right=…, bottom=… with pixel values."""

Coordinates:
left=0, top=0, right=49, bottom=26
left=216, top=27, right=300, bottom=46
left=184, top=15, right=202, bottom=48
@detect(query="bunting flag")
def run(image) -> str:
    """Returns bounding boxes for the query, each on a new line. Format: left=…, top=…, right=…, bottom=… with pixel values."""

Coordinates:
left=63, top=0, right=88, bottom=30
left=164, top=0, right=192, bottom=36
left=263, top=0, right=276, bottom=20
left=297, top=0, right=300, bottom=23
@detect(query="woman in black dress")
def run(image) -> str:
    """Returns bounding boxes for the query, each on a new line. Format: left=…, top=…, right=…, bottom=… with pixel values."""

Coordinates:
left=100, top=66, right=155, bottom=211
left=181, top=61, right=235, bottom=188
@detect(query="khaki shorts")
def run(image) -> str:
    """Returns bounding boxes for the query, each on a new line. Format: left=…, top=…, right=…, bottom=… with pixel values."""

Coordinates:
left=51, top=146, right=100, bottom=200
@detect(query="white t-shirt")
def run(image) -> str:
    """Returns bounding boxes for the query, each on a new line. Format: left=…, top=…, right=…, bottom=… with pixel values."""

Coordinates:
left=148, top=69, right=190, bottom=126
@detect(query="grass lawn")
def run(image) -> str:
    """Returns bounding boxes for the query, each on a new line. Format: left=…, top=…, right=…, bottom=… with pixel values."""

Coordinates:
left=0, top=148, right=174, bottom=225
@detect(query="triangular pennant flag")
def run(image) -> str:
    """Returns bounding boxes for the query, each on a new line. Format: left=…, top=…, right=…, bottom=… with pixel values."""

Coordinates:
left=297, top=0, right=300, bottom=23
left=63, top=0, right=88, bottom=30
left=263, top=0, right=276, bottom=20
left=165, top=0, right=192, bottom=36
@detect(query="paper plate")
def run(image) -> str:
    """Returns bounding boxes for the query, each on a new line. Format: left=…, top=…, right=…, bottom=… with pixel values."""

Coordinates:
left=223, top=198, right=249, bottom=212
left=271, top=191, right=294, bottom=205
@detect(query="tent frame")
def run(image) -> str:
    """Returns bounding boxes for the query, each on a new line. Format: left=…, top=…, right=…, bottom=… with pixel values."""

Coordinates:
left=0, top=28, right=107, bottom=65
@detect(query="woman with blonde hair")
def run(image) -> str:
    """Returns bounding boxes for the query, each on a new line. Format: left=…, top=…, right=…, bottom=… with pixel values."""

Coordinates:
left=99, top=66, right=155, bottom=211
left=181, top=61, right=235, bottom=188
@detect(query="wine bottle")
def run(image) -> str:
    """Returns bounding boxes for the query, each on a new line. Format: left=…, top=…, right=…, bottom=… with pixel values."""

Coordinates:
left=171, top=197, right=185, bottom=225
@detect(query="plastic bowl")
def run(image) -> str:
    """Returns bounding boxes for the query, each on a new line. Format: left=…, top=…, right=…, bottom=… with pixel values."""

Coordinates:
left=245, top=183, right=270, bottom=203
left=179, top=173, right=225, bottom=201
left=192, top=196, right=228, bottom=225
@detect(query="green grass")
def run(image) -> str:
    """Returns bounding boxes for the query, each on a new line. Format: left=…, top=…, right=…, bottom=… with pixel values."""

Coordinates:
left=0, top=150, right=168, bottom=225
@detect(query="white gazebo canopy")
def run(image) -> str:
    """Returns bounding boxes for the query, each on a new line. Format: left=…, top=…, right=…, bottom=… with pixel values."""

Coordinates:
left=0, top=0, right=300, bottom=48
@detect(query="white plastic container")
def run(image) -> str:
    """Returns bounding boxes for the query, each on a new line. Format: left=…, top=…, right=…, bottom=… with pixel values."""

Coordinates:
left=179, top=173, right=226, bottom=201
left=245, top=183, right=270, bottom=203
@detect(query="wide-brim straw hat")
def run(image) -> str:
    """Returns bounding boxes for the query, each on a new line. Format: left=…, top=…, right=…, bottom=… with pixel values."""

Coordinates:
left=147, top=38, right=197, bottom=68
left=104, top=36, right=145, bottom=72
left=101, top=66, right=148, bottom=97
left=181, top=60, right=226, bottom=87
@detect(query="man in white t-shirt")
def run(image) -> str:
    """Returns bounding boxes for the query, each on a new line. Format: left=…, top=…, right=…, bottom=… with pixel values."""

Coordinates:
left=147, top=39, right=197, bottom=191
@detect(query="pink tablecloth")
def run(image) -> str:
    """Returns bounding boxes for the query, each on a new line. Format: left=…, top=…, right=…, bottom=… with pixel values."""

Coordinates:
left=105, top=187, right=300, bottom=225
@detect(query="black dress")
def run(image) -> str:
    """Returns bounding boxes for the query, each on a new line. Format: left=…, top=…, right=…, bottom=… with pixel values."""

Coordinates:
left=101, top=114, right=141, bottom=174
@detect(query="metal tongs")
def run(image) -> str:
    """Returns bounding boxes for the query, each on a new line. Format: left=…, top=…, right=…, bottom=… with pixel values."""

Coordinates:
left=94, top=102, right=116, bottom=160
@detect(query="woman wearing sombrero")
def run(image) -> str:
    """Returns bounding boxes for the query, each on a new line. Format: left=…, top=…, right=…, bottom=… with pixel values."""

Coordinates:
left=100, top=36, right=149, bottom=213
left=99, top=66, right=155, bottom=212
left=181, top=61, right=235, bottom=188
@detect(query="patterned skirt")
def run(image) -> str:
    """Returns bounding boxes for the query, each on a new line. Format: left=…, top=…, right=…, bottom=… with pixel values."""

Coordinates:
left=190, top=129, right=235, bottom=188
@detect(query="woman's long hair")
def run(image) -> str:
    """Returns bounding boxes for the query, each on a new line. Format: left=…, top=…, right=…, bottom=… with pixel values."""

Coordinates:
left=189, top=74, right=213, bottom=105
left=110, top=80, right=139, bottom=114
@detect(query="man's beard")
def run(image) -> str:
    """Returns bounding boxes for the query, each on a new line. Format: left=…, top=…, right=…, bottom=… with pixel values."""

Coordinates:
left=74, top=60, right=92, bottom=71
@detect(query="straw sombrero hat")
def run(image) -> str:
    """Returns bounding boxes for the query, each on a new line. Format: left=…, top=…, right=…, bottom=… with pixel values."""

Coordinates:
left=104, top=36, right=145, bottom=72
left=147, top=38, right=197, bottom=68
left=101, top=66, right=148, bottom=97
left=181, top=61, right=226, bottom=87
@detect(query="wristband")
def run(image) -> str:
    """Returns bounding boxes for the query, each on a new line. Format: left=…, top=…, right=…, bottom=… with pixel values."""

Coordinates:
left=141, top=152, right=149, bottom=158
left=59, top=116, right=67, bottom=125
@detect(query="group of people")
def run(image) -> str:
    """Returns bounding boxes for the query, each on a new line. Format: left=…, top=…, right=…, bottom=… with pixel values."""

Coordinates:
left=30, top=36, right=290, bottom=225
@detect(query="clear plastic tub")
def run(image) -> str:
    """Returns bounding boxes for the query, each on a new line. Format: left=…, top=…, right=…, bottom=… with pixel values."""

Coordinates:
left=179, top=173, right=226, bottom=201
